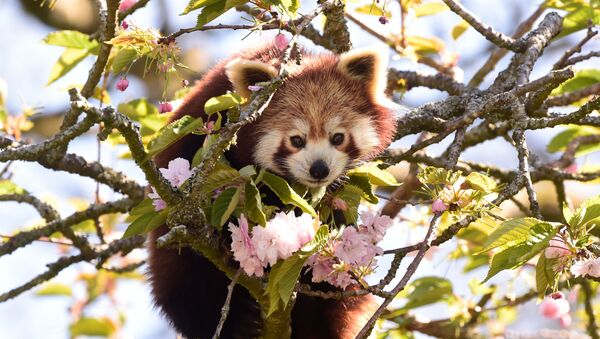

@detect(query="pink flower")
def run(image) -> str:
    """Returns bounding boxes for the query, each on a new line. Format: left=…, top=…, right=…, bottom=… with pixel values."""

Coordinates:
left=247, top=85, right=263, bottom=92
left=159, top=158, right=192, bottom=187
left=121, top=20, right=129, bottom=30
left=332, top=197, right=348, bottom=211
left=361, top=212, right=392, bottom=242
left=274, top=33, right=288, bottom=51
left=379, top=16, right=389, bottom=25
left=252, top=212, right=315, bottom=266
left=306, top=255, right=354, bottom=289
left=431, top=199, right=447, bottom=213
left=118, top=0, right=137, bottom=12
left=571, top=258, right=600, bottom=278
left=116, top=77, right=129, bottom=92
left=204, top=120, right=215, bottom=133
left=539, top=293, right=570, bottom=319
left=544, top=237, right=571, bottom=259
left=229, top=215, right=264, bottom=277
left=334, top=227, right=381, bottom=267
left=148, top=188, right=166, bottom=211
left=559, top=314, right=572, bottom=327
left=158, top=101, right=173, bottom=113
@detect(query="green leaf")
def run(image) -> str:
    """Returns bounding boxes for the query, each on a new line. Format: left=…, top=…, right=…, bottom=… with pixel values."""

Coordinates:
left=387, top=277, right=454, bottom=317
left=347, top=175, right=378, bottom=204
left=36, top=283, right=72, bottom=296
left=117, top=98, right=160, bottom=120
left=266, top=254, right=305, bottom=316
left=536, top=253, right=558, bottom=299
left=570, top=196, right=600, bottom=231
left=192, top=134, right=218, bottom=167
left=483, top=223, right=557, bottom=282
left=280, top=0, right=301, bottom=15
left=125, top=198, right=155, bottom=221
left=479, top=217, right=543, bottom=253
left=245, top=180, right=267, bottom=226
left=451, top=20, right=470, bottom=40
left=558, top=5, right=600, bottom=38
left=211, top=187, right=241, bottom=230
left=122, top=209, right=168, bottom=238
left=43, top=30, right=99, bottom=51
left=204, top=93, right=243, bottom=115
left=355, top=4, right=389, bottom=17
left=464, top=172, right=496, bottom=193
left=414, top=2, right=448, bottom=17
left=47, top=48, right=89, bottom=85
left=144, top=115, right=204, bottom=161
left=112, top=47, right=139, bottom=73
left=335, top=184, right=364, bottom=224
left=0, top=180, right=26, bottom=195
left=546, top=125, right=600, bottom=156
left=563, top=202, right=574, bottom=226
left=70, top=317, right=116, bottom=337
left=261, top=172, right=317, bottom=217
left=406, top=35, right=445, bottom=54
left=182, top=0, right=221, bottom=14
left=201, top=163, right=241, bottom=195
left=196, top=0, right=247, bottom=27
left=347, top=164, right=399, bottom=186
left=553, top=69, right=600, bottom=95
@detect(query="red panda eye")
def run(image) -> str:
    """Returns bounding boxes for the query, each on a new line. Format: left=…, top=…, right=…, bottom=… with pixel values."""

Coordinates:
left=290, top=136, right=305, bottom=148
left=331, top=133, right=344, bottom=146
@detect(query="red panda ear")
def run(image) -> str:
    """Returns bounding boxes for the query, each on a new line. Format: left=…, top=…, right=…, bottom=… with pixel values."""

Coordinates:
left=337, top=47, right=388, bottom=99
left=225, top=58, right=278, bottom=98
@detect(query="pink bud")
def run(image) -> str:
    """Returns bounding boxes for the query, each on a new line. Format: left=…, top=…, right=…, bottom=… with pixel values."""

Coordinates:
left=431, top=199, right=447, bottom=213
left=205, top=120, right=215, bottom=133
left=564, top=163, right=578, bottom=174
left=247, top=85, right=263, bottom=92
left=158, top=101, right=173, bottom=113
left=274, top=33, right=288, bottom=51
left=121, top=20, right=129, bottom=29
left=182, top=79, right=189, bottom=87
left=116, top=77, right=129, bottom=92
left=332, top=197, right=348, bottom=211
left=118, top=0, right=137, bottom=12
left=539, top=296, right=570, bottom=319
left=545, top=238, right=571, bottom=259
left=379, top=16, right=389, bottom=25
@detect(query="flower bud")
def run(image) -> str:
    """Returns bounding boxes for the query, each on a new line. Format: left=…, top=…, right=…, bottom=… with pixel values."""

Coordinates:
left=274, top=33, right=288, bottom=51
left=118, top=0, right=137, bottom=13
left=158, top=101, right=173, bottom=113
left=431, top=199, right=447, bottom=213
left=121, top=20, right=129, bottom=29
left=379, top=16, right=389, bottom=25
left=116, top=77, right=129, bottom=92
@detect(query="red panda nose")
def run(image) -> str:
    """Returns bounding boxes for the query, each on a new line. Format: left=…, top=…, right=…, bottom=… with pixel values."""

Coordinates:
left=309, top=160, right=330, bottom=180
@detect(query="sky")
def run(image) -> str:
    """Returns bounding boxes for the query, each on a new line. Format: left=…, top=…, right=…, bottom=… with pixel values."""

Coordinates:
left=0, top=0, right=598, bottom=338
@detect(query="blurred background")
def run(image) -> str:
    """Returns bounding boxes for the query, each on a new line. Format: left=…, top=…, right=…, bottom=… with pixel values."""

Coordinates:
left=0, top=0, right=598, bottom=338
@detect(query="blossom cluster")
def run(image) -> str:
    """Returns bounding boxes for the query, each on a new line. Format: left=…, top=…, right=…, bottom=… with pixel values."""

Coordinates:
left=539, top=292, right=571, bottom=327
left=229, top=212, right=316, bottom=277
left=306, top=211, right=393, bottom=289
left=543, top=235, right=600, bottom=278
left=149, top=158, right=192, bottom=211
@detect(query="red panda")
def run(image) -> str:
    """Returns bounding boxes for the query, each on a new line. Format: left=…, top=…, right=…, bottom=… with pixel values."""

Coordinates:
left=148, top=44, right=397, bottom=338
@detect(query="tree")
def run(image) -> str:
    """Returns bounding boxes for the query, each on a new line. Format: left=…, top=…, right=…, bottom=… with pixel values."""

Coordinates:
left=0, top=0, right=599, bottom=338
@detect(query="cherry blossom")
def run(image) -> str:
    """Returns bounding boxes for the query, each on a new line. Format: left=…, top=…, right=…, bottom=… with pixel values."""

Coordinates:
left=158, top=101, right=173, bottom=113
left=431, top=198, right=447, bottom=213
left=539, top=292, right=570, bottom=322
left=570, top=257, right=600, bottom=278
left=229, top=215, right=264, bottom=277
left=544, top=237, right=571, bottom=259
left=148, top=158, right=192, bottom=211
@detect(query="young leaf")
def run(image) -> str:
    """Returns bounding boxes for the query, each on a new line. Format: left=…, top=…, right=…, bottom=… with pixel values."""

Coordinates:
left=204, top=93, right=243, bottom=115
left=346, top=164, right=399, bottom=186
left=451, top=20, right=469, bottom=40
left=266, top=254, right=305, bottom=316
left=182, top=0, right=221, bottom=14
left=261, top=172, right=317, bottom=217
left=196, top=0, right=247, bottom=27
left=125, top=198, right=155, bottom=221
left=201, top=163, right=241, bottom=195
left=70, top=318, right=116, bottom=337
left=546, top=125, right=600, bottom=155
left=482, top=243, right=531, bottom=282
left=0, top=180, right=27, bottom=195
left=192, top=133, right=218, bottom=167
left=36, top=283, right=72, bottom=297
left=479, top=217, right=543, bottom=253
left=464, top=172, right=496, bottom=193
left=570, top=196, right=600, bottom=231
left=335, top=184, right=364, bottom=224
left=47, top=48, right=90, bottom=85
left=211, top=187, right=241, bottom=230
left=43, top=30, right=99, bottom=51
left=536, top=253, right=558, bottom=299
left=414, top=2, right=448, bottom=17
left=144, top=115, right=204, bottom=162
left=347, top=175, right=378, bottom=204
left=112, top=47, right=140, bottom=73
left=122, top=209, right=168, bottom=238
left=354, top=4, right=389, bottom=17
left=389, top=277, right=454, bottom=316
left=245, top=180, right=267, bottom=226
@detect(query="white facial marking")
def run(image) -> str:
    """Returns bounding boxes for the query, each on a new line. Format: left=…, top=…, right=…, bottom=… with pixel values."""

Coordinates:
left=350, top=117, right=379, bottom=157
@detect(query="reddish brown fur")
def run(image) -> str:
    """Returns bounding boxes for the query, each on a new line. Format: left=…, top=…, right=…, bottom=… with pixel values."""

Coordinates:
left=148, top=44, right=395, bottom=338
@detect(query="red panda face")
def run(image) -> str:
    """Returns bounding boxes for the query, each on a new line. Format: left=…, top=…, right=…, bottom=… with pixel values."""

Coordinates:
left=226, top=47, right=396, bottom=188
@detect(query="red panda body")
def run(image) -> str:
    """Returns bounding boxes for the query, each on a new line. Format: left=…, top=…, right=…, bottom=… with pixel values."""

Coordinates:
left=148, top=44, right=396, bottom=338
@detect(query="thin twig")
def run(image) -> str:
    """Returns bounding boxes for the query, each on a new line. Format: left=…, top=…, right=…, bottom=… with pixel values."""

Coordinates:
left=212, top=269, right=241, bottom=339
